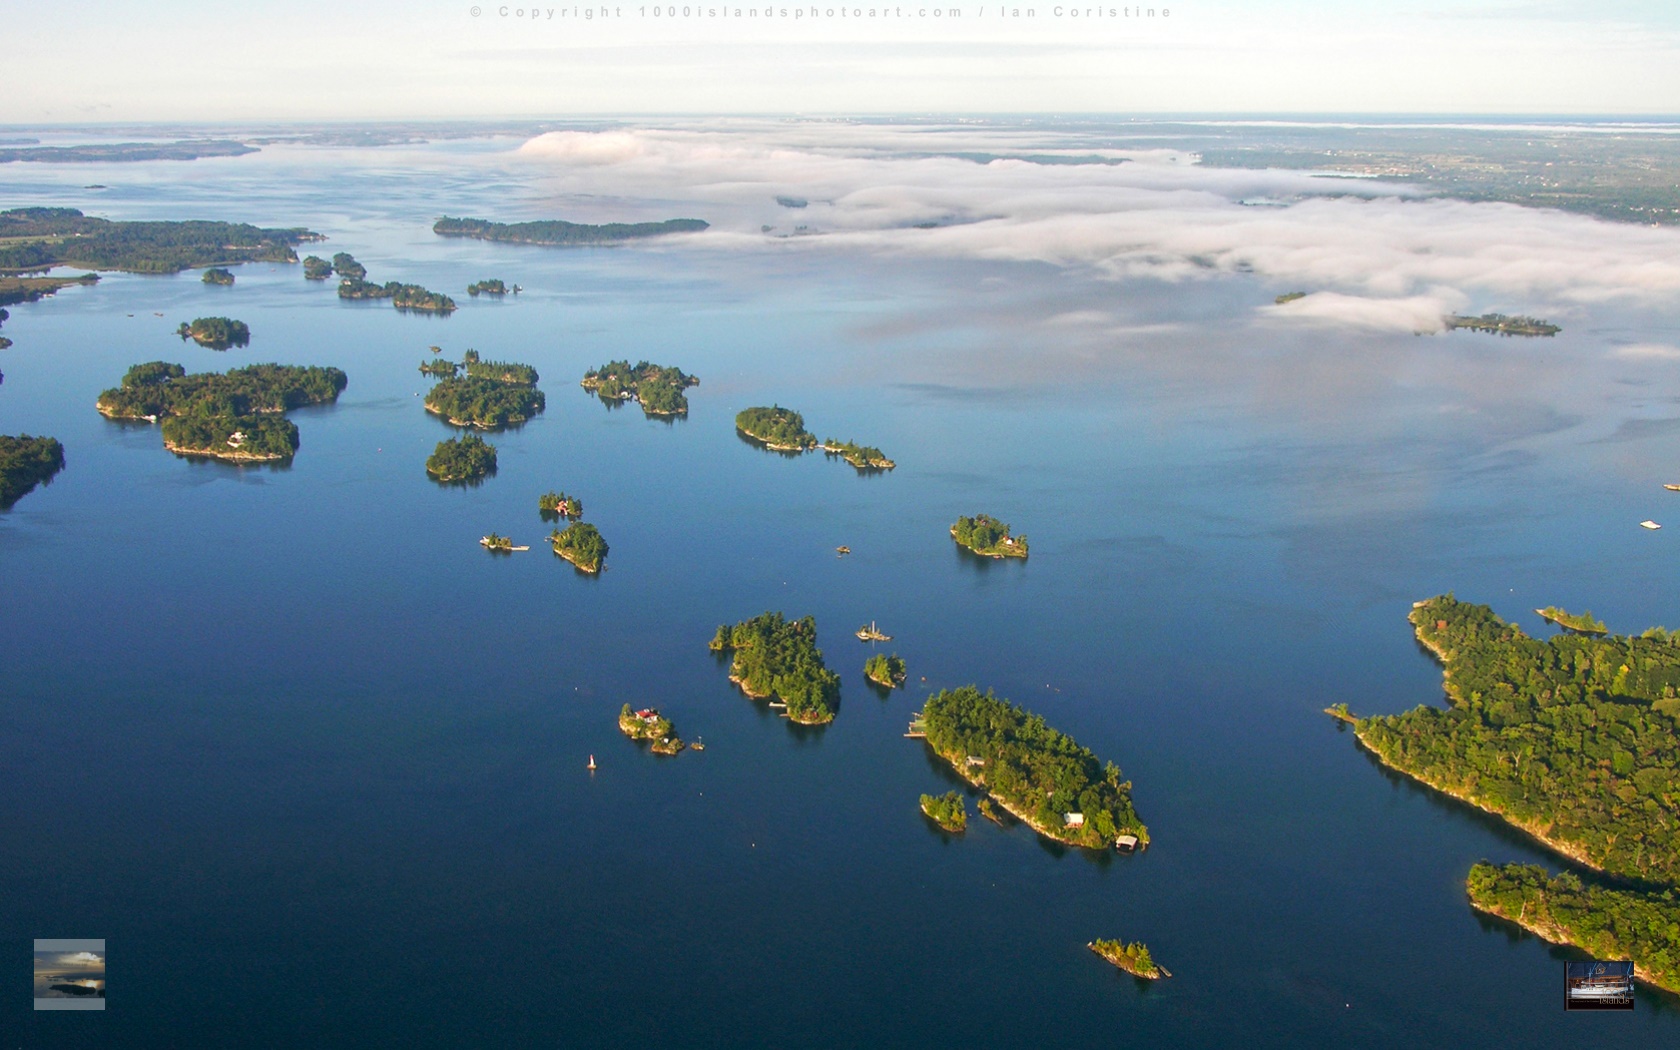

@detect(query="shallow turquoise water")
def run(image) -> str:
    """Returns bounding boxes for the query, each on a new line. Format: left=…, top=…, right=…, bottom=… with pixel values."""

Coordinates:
left=3, top=133, right=1678, bottom=1047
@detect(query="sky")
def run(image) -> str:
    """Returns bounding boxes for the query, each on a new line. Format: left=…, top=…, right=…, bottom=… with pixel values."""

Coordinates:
left=33, top=951, right=104, bottom=977
left=4, top=1, right=1680, bottom=120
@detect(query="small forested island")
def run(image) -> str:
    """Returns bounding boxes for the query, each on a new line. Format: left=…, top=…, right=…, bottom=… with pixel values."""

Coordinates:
left=1535, top=606, right=1608, bottom=635
left=735, top=406, right=817, bottom=451
left=465, top=355, right=538, bottom=385
left=539, top=491, right=582, bottom=520
left=581, top=360, right=699, bottom=416
left=302, top=255, right=334, bottom=280
left=0, top=207, right=314, bottom=273
left=162, top=414, right=297, bottom=461
left=434, top=215, right=710, bottom=246
left=1274, top=291, right=1307, bottom=304
left=920, top=791, right=967, bottom=832
left=331, top=253, right=366, bottom=281
left=918, top=685, right=1148, bottom=850
left=466, top=279, right=507, bottom=297
left=423, top=353, right=545, bottom=428
left=619, top=704, right=686, bottom=755
left=426, top=433, right=497, bottom=482
left=97, top=361, right=345, bottom=462
left=418, top=359, right=459, bottom=378
left=1347, top=594, right=1680, bottom=987
left=201, top=267, right=234, bottom=286
left=821, top=439, right=895, bottom=471
left=0, top=434, right=66, bottom=508
left=1, top=273, right=100, bottom=308
left=1445, top=313, right=1560, bottom=337
left=709, top=612, right=841, bottom=725
left=177, top=317, right=250, bottom=350
left=338, top=278, right=456, bottom=313
left=951, top=514, right=1028, bottom=558
left=1088, top=939, right=1165, bottom=980
left=549, top=521, right=608, bottom=573
left=480, top=533, right=517, bottom=553
left=864, top=653, right=907, bottom=689
left=1465, top=863, right=1678, bottom=994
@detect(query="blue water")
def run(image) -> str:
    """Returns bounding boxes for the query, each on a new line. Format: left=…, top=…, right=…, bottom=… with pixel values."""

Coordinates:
left=3, top=133, right=1677, bottom=1047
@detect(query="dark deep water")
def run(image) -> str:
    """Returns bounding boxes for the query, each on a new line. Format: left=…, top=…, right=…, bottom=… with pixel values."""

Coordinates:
left=3, top=130, right=1677, bottom=1047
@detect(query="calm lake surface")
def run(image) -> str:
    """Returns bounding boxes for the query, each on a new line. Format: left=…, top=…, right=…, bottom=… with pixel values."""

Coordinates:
left=4, top=127, right=1678, bottom=1047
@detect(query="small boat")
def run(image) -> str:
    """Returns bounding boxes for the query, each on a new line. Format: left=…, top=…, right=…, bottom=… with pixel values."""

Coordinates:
left=1641, top=520, right=1663, bottom=530
left=587, top=754, right=596, bottom=770
left=1666, top=484, right=1680, bottom=492
left=836, top=546, right=851, bottom=556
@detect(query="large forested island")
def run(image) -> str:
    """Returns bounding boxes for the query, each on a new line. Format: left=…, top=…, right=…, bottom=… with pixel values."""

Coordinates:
left=0, top=207, right=315, bottom=273
left=549, top=521, right=608, bottom=573
left=98, top=361, right=346, bottom=419
left=1360, top=596, right=1680, bottom=882
left=177, top=317, right=250, bottom=350
left=426, top=433, right=497, bottom=482
left=433, top=216, right=710, bottom=245
left=951, top=514, right=1028, bottom=558
left=1465, top=864, right=1678, bottom=993
left=581, top=360, right=699, bottom=416
left=735, top=406, right=817, bottom=451
left=1347, top=595, right=1680, bottom=991
left=918, top=686, right=1148, bottom=850
left=709, top=612, right=841, bottom=725
left=0, top=434, right=65, bottom=508
left=619, top=704, right=685, bottom=755
left=96, top=361, right=345, bottom=462
left=424, top=352, right=544, bottom=428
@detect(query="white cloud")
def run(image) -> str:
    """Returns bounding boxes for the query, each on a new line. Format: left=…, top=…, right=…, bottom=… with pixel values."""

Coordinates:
left=506, top=123, right=1680, bottom=330
left=1262, top=291, right=1469, bottom=334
